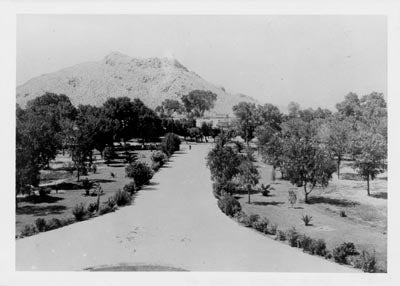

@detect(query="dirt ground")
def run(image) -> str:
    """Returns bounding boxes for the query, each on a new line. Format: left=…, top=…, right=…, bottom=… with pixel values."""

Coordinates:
left=237, top=154, right=387, bottom=271
left=16, top=144, right=357, bottom=272
left=16, top=149, right=154, bottom=235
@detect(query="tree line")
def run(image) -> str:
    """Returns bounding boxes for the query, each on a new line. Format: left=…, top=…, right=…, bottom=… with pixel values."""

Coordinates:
left=231, top=92, right=387, bottom=200
left=16, top=90, right=218, bottom=196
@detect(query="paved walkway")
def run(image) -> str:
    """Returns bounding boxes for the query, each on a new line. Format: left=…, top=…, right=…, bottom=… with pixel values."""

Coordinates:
left=16, top=144, right=357, bottom=272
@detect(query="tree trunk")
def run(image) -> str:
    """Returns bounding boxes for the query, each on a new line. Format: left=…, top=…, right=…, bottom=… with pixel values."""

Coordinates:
left=247, top=184, right=251, bottom=204
left=77, top=167, right=80, bottom=182
left=337, top=156, right=341, bottom=179
left=367, top=175, right=370, bottom=196
left=304, top=184, right=308, bottom=204
left=272, top=165, right=276, bottom=183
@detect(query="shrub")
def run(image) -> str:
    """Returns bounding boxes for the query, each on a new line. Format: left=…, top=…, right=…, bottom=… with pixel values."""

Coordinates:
left=72, top=202, right=89, bottom=221
left=333, top=242, right=358, bottom=264
left=82, top=178, right=94, bottom=196
left=21, top=225, right=37, bottom=237
left=286, top=227, right=300, bottom=247
left=151, top=161, right=161, bottom=172
left=38, top=187, right=50, bottom=197
left=340, top=210, right=347, bottom=217
left=35, top=218, right=47, bottom=232
left=125, top=161, right=153, bottom=187
left=106, top=197, right=116, bottom=209
left=297, top=234, right=313, bottom=252
left=87, top=201, right=99, bottom=213
left=310, top=239, right=327, bottom=256
left=248, top=214, right=260, bottom=227
left=213, top=180, right=239, bottom=198
left=217, top=195, right=242, bottom=217
left=301, top=214, right=313, bottom=226
left=276, top=230, right=286, bottom=241
left=161, top=133, right=181, bottom=156
left=259, top=184, right=274, bottom=196
left=269, top=223, right=278, bottom=235
left=47, top=218, right=63, bottom=230
left=113, top=189, right=132, bottom=206
left=123, top=181, right=137, bottom=195
left=151, top=150, right=168, bottom=165
left=352, top=250, right=377, bottom=273
left=325, top=251, right=333, bottom=260
left=99, top=204, right=116, bottom=215
left=253, top=218, right=269, bottom=234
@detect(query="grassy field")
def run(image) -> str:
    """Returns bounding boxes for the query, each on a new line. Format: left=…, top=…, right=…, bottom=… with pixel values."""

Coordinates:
left=16, top=148, right=155, bottom=236
left=237, top=154, right=387, bottom=271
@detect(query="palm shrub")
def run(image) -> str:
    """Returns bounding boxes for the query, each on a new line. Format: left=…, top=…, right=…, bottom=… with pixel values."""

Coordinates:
left=47, top=218, right=63, bottom=230
left=259, top=184, right=274, bottom=196
left=125, top=161, right=153, bottom=187
left=301, top=214, right=313, bottom=226
left=72, top=202, right=89, bottom=221
left=217, top=195, right=242, bottom=217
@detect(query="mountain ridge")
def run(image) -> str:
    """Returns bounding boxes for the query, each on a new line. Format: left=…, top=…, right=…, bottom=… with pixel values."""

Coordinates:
left=16, top=52, right=259, bottom=115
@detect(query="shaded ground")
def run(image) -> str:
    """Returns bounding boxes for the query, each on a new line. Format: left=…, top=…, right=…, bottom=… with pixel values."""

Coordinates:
left=238, top=156, right=387, bottom=271
left=16, top=149, right=154, bottom=235
left=16, top=144, right=356, bottom=272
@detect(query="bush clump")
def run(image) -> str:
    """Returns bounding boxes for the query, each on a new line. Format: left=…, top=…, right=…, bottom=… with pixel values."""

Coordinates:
left=47, top=218, right=63, bottom=230
left=151, top=150, right=168, bottom=165
left=125, top=161, right=153, bottom=187
left=217, top=195, right=242, bottom=217
left=297, top=234, right=313, bottom=252
left=352, top=250, right=377, bottom=273
left=276, top=230, right=286, bottom=241
left=286, top=227, right=300, bottom=247
left=151, top=161, right=161, bottom=172
left=113, top=189, right=132, bottom=206
left=332, top=242, right=358, bottom=264
left=87, top=201, right=99, bottom=213
left=72, top=202, right=89, bottom=221
left=99, top=204, right=115, bottom=215
left=253, top=217, right=269, bottom=234
left=35, top=218, right=47, bottom=232
left=212, top=180, right=238, bottom=198
left=310, top=239, right=327, bottom=256
left=123, top=181, right=137, bottom=195
left=21, top=225, right=37, bottom=237
left=269, top=223, right=278, bottom=235
left=161, top=133, right=181, bottom=156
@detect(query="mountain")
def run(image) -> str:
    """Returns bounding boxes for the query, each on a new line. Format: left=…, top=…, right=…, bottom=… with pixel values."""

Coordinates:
left=16, top=52, right=258, bottom=115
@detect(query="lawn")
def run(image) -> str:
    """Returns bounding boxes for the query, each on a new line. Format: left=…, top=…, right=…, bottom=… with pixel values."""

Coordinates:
left=16, top=147, right=155, bottom=236
left=236, top=155, right=387, bottom=271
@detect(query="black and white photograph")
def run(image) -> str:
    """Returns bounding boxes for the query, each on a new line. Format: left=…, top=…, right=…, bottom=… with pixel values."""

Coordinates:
left=1, top=0, right=399, bottom=285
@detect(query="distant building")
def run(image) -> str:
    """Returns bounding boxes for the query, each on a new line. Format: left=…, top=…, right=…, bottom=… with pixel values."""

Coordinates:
left=196, top=113, right=237, bottom=129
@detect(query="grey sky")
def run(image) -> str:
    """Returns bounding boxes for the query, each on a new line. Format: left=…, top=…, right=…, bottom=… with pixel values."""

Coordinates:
left=17, top=15, right=386, bottom=110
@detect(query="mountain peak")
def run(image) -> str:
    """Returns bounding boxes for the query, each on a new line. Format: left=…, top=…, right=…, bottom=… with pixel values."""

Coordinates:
left=102, top=52, right=189, bottom=72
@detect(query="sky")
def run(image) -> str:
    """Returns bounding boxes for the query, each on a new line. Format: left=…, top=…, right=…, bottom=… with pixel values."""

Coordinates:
left=17, top=15, right=387, bottom=110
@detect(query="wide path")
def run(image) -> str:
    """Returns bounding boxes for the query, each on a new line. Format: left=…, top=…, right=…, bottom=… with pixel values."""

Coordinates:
left=16, top=144, right=357, bottom=272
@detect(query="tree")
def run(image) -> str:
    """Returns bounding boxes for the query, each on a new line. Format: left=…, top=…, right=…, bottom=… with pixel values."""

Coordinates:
left=161, top=133, right=181, bottom=156
left=206, top=143, right=242, bottom=183
left=132, top=98, right=163, bottom=142
left=256, top=103, right=282, bottom=131
left=155, top=99, right=183, bottom=118
left=255, top=126, right=283, bottom=181
left=288, top=101, right=301, bottom=118
left=188, top=127, right=202, bottom=142
left=181, top=90, right=217, bottom=118
left=233, top=102, right=258, bottom=145
left=237, top=158, right=260, bottom=204
left=318, top=117, right=352, bottom=179
left=351, top=132, right=387, bottom=196
left=281, top=135, right=336, bottom=204
left=335, top=92, right=362, bottom=119
left=200, top=121, right=213, bottom=139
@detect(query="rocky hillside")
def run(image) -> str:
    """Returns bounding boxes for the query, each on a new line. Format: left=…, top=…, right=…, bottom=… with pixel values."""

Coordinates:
left=16, top=52, right=258, bottom=115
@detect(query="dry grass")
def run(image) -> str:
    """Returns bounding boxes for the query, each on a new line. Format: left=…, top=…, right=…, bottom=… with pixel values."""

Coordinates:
left=237, top=155, right=387, bottom=271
